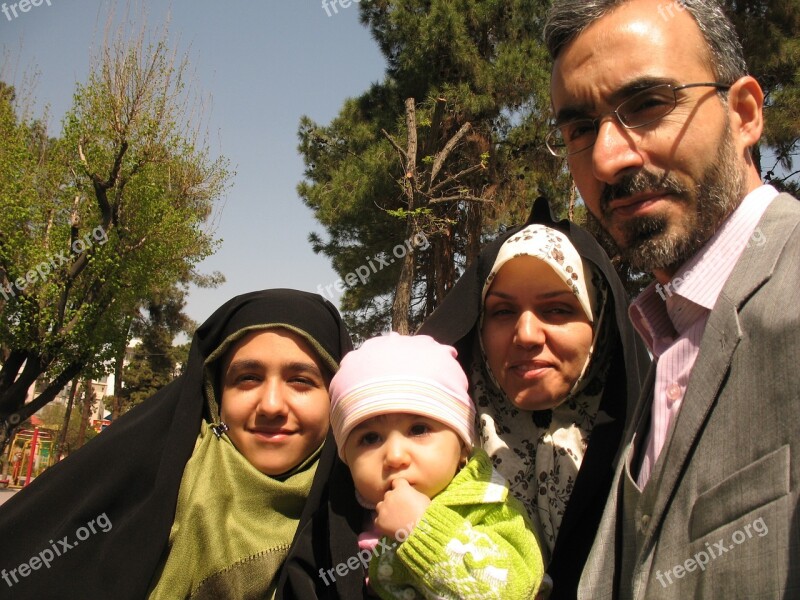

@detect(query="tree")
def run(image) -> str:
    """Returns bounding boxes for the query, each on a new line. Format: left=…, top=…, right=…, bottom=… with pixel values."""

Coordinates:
left=302, top=1, right=799, bottom=333
left=300, top=0, right=567, bottom=339
left=111, top=283, right=194, bottom=417
left=37, top=390, right=98, bottom=457
left=0, top=26, right=231, bottom=452
left=725, top=0, right=800, bottom=195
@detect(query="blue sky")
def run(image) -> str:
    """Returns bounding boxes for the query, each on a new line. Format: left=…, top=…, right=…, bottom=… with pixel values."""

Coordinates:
left=1, top=0, right=386, bottom=326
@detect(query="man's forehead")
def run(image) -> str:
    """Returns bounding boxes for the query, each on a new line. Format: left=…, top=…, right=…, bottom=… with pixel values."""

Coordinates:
left=550, top=0, right=710, bottom=109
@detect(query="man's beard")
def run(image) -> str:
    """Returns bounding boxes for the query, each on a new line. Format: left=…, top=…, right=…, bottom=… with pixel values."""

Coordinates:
left=593, top=125, right=745, bottom=272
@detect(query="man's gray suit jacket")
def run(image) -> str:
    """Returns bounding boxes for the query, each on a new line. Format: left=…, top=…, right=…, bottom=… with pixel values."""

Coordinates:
left=578, top=192, right=800, bottom=599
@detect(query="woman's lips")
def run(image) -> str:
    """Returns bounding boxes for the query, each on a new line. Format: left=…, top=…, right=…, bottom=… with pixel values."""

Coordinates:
left=249, top=428, right=294, bottom=441
left=509, top=360, right=554, bottom=379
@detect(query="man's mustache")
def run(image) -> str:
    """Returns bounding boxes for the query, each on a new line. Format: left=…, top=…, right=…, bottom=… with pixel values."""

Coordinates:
left=599, top=170, right=688, bottom=215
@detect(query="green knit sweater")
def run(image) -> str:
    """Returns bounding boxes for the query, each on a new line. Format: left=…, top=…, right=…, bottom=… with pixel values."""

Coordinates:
left=369, top=448, right=544, bottom=599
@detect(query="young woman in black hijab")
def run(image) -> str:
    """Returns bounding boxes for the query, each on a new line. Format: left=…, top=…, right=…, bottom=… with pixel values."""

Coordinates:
left=418, top=200, right=650, bottom=599
left=0, top=289, right=361, bottom=600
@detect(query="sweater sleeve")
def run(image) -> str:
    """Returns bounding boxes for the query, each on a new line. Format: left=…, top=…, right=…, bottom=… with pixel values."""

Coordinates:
left=368, top=453, right=544, bottom=600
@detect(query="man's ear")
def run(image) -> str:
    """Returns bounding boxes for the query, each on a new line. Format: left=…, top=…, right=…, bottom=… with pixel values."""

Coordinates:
left=727, top=75, right=764, bottom=154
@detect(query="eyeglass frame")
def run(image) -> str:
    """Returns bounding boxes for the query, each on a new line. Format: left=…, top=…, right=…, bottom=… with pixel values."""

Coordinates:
left=545, top=82, right=732, bottom=157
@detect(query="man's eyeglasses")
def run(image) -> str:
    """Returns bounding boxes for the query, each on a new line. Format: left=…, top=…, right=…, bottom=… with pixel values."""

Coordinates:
left=545, top=82, right=731, bottom=157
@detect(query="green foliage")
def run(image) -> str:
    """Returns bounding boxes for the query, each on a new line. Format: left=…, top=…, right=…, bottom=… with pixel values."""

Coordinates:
left=36, top=400, right=98, bottom=455
left=304, top=1, right=797, bottom=337
left=0, top=30, right=231, bottom=445
left=724, top=0, right=800, bottom=190
left=300, top=0, right=568, bottom=338
left=384, top=207, right=433, bottom=219
left=116, top=285, right=193, bottom=414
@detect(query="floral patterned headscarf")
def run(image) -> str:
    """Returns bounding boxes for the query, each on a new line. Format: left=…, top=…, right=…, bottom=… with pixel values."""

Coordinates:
left=474, top=224, right=612, bottom=560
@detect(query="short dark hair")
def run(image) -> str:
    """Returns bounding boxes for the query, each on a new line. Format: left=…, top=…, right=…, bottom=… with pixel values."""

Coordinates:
left=544, top=0, right=747, bottom=84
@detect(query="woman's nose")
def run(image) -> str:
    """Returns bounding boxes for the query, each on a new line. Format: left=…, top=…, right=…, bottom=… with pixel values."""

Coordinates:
left=256, top=381, right=288, bottom=417
left=514, top=310, right=546, bottom=348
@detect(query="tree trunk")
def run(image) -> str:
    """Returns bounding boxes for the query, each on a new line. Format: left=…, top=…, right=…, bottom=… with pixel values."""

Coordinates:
left=391, top=98, right=420, bottom=334
left=569, top=184, right=577, bottom=222
left=0, top=353, right=44, bottom=416
left=111, top=339, right=127, bottom=421
left=76, top=379, right=95, bottom=449
left=57, top=378, right=80, bottom=456
left=465, top=201, right=483, bottom=266
left=391, top=223, right=416, bottom=334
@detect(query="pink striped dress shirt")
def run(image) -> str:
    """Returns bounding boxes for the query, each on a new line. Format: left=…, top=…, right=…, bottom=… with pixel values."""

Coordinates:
left=630, top=184, right=779, bottom=488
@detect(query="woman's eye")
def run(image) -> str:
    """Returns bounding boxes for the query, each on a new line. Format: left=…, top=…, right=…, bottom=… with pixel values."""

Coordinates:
left=486, top=304, right=515, bottom=318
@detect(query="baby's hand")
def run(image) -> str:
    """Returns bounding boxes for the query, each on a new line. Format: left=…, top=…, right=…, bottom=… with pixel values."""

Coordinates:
left=374, top=478, right=431, bottom=540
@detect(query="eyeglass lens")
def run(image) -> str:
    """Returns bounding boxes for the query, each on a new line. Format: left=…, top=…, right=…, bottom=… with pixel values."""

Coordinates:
left=548, top=84, right=678, bottom=156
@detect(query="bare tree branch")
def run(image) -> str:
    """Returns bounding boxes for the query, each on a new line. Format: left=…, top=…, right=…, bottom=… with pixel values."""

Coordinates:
left=430, top=122, right=472, bottom=185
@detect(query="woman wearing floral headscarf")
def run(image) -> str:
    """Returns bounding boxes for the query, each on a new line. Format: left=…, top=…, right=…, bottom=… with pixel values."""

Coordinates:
left=419, top=201, right=650, bottom=599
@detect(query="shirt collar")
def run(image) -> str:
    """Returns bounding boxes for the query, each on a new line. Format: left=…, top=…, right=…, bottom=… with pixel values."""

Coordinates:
left=630, top=184, right=778, bottom=354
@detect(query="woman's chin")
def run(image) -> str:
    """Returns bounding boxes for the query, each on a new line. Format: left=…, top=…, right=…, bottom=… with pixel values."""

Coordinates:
left=508, top=386, right=569, bottom=412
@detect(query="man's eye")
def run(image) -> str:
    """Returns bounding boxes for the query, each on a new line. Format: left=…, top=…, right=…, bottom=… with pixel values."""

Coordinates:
left=564, top=120, right=595, bottom=142
left=622, top=92, right=673, bottom=120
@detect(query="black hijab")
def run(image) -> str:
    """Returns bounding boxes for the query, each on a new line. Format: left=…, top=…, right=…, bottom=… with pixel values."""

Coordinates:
left=418, top=199, right=650, bottom=600
left=0, top=289, right=353, bottom=600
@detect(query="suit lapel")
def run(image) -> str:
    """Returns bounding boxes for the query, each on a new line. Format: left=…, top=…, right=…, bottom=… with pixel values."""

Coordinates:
left=578, top=367, right=655, bottom=599
left=639, top=193, right=798, bottom=552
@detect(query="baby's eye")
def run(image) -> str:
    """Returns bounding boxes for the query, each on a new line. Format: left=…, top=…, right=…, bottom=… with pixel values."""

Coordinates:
left=358, top=431, right=382, bottom=446
left=409, top=423, right=430, bottom=437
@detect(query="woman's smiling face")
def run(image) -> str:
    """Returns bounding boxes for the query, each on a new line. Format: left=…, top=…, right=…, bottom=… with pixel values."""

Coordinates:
left=481, top=256, right=593, bottom=411
left=219, top=328, right=331, bottom=476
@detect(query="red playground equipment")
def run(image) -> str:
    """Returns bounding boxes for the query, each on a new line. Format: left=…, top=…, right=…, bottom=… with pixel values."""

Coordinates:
left=3, top=427, right=57, bottom=489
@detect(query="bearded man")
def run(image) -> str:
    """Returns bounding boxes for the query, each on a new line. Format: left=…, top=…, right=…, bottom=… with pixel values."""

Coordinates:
left=544, top=0, right=800, bottom=597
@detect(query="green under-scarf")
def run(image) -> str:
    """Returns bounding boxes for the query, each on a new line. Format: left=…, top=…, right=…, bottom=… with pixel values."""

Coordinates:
left=147, top=421, right=320, bottom=600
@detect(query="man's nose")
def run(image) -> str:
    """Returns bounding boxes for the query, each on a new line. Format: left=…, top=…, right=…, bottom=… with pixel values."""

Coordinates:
left=590, top=117, right=645, bottom=185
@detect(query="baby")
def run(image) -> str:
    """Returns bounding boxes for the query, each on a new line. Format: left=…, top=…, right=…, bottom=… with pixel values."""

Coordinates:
left=329, top=333, right=543, bottom=599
